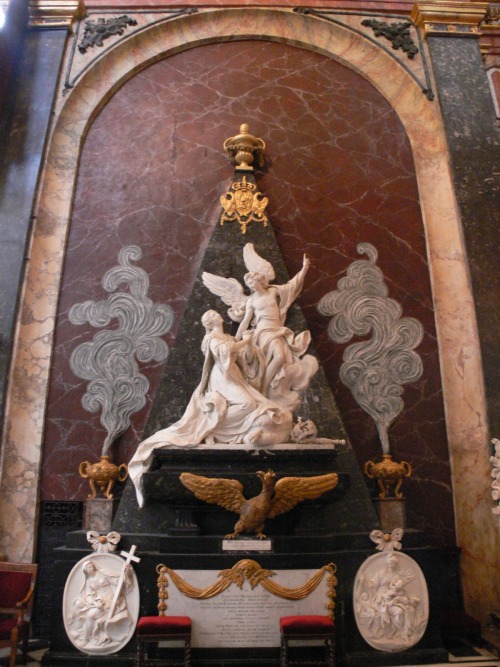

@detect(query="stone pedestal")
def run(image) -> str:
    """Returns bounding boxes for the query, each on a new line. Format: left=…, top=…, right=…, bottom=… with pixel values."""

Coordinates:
left=374, top=497, right=406, bottom=532
left=83, top=498, right=118, bottom=532
left=45, top=529, right=451, bottom=666
left=44, top=445, right=451, bottom=666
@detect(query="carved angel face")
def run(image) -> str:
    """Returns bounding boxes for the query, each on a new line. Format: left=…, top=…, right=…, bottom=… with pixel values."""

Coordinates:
left=244, top=271, right=268, bottom=290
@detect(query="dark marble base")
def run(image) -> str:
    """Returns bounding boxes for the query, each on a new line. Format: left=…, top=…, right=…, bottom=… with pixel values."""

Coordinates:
left=47, top=528, right=450, bottom=667
left=113, top=442, right=376, bottom=537
left=43, top=646, right=449, bottom=667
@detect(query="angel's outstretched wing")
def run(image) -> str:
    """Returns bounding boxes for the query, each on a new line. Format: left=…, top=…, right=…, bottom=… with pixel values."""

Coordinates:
left=180, top=472, right=246, bottom=514
left=243, top=243, right=275, bottom=283
left=269, top=473, right=339, bottom=518
left=201, top=273, right=247, bottom=322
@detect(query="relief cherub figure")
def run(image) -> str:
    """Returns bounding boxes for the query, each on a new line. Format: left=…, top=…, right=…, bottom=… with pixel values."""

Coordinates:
left=202, top=244, right=318, bottom=412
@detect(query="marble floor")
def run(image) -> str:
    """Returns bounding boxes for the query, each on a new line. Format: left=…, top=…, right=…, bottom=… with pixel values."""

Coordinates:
left=0, top=649, right=500, bottom=667
left=2, top=646, right=499, bottom=666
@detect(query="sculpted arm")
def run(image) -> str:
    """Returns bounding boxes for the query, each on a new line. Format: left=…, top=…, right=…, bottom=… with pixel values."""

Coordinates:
left=294, top=254, right=310, bottom=288
left=235, top=298, right=255, bottom=341
left=276, top=254, right=311, bottom=319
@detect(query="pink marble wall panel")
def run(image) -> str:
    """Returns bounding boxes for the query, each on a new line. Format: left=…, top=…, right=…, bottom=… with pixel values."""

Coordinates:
left=41, top=39, right=453, bottom=545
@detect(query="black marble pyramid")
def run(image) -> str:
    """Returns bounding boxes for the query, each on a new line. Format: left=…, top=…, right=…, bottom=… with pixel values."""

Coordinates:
left=114, top=166, right=378, bottom=535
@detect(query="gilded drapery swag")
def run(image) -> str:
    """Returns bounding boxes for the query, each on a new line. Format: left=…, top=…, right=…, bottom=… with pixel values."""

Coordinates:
left=155, top=559, right=337, bottom=620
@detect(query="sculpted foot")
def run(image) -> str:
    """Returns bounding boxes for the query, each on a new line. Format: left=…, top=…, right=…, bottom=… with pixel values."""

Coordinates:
left=244, top=429, right=263, bottom=445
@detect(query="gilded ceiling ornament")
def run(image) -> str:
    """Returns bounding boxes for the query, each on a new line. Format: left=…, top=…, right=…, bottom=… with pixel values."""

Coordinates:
left=180, top=469, right=338, bottom=539
left=220, top=176, right=269, bottom=234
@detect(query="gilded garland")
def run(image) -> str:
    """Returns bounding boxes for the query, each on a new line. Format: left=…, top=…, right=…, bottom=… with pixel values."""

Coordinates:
left=155, top=559, right=337, bottom=621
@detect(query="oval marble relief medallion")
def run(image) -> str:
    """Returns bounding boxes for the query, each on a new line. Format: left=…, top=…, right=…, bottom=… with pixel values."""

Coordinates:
left=353, top=551, right=429, bottom=652
left=63, top=552, right=140, bottom=655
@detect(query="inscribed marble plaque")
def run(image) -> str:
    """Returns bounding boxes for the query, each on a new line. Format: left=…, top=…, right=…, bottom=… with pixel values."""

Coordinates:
left=165, top=568, right=330, bottom=648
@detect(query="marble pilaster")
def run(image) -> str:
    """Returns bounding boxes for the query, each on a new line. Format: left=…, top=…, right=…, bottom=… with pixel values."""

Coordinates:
left=0, top=0, right=81, bottom=560
left=412, top=0, right=500, bottom=623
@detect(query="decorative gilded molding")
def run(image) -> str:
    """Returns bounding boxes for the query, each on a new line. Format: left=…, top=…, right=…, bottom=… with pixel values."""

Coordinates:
left=411, top=0, right=489, bottom=37
left=28, top=0, right=84, bottom=29
left=156, top=560, right=338, bottom=620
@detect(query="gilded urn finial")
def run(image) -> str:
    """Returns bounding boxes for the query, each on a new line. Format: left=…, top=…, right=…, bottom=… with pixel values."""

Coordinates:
left=223, top=123, right=266, bottom=170
left=79, top=455, right=128, bottom=499
left=364, top=454, right=412, bottom=498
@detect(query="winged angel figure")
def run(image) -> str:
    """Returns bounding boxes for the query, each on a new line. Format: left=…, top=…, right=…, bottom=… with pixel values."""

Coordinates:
left=202, top=243, right=318, bottom=411
left=180, top=469, right=338, bottom=538
left=128, top=246, right=319, bottom=507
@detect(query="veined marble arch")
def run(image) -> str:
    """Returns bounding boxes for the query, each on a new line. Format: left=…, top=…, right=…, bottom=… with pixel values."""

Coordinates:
left=0, top=5, right=496, bottom=625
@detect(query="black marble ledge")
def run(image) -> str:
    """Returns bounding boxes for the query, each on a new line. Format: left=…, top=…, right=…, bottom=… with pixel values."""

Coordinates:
left=143, top=443, right=343, bottom=503
left=49, top=536, right=450, bottom=665
left=63, top=528, right=430, bottom=555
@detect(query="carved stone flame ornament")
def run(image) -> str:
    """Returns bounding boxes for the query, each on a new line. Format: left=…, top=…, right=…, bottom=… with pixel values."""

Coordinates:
left=220, top=176, right=269, bottom=234
left=223, top=123, right=265, bottom=171
left=79, top=455, right=128, bottom=499
left=364, top=454, right=412, bottom=498
left=69, top=245, right=174, bottom=456
left=317, top=243, right=424, bottom=456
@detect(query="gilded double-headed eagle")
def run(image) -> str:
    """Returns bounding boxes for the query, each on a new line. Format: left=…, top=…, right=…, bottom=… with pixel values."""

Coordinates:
left=180, top=469, right=338, bottom=539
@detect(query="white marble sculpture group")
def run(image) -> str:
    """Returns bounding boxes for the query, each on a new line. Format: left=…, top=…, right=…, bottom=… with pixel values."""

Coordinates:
left=63, top=537, right=140, bottom=655
left=354, top=550, right=428, bottom=652
left=129, top=244, right=322, bottom=506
